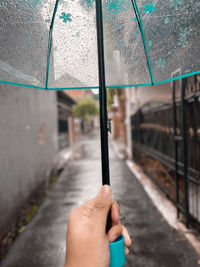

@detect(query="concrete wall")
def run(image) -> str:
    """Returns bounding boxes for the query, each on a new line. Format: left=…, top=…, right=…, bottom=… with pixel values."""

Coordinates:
left=125, top=83, right=173, bottom=158
left=127, top=83, right=172, bottom=115
left=136, top=83, right=172, bottom=106
left=0, top=84, right=58, bottom=236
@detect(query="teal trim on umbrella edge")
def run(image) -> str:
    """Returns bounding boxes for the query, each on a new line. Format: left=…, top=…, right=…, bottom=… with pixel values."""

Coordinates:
left=1, top=72, right=200, bottom=90
left=154, top=69, right=200, bottom=85
left=0, top=80, right=45, bottom=90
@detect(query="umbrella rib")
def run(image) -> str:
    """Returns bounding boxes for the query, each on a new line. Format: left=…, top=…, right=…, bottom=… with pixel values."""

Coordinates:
left=130, top=0, right=154, bottom=85
left=45, top=0, right=60, bottom=90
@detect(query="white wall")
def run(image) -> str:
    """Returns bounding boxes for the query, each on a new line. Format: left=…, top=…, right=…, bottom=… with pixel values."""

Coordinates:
left=0, top=84, right=58, bottom=236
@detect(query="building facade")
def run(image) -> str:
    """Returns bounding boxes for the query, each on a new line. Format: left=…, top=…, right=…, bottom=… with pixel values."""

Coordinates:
left=0, top=84, right=58, bottom=237
left=57, top=91, right=76, bottom=150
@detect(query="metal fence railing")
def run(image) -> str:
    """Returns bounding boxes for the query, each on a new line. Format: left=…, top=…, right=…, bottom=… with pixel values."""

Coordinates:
left=131, top=74, right=200, bottom=228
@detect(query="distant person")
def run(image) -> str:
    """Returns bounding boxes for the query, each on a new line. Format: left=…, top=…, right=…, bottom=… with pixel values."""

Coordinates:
left=64, top=185, right=132, bottom=267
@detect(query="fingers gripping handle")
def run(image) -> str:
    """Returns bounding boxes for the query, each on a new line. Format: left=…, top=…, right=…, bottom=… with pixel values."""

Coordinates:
left=109, top=235, right=126, bottom=267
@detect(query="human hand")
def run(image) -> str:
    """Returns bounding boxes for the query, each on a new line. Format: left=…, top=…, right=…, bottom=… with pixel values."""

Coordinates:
left=64, top=185, right=132, bottom=267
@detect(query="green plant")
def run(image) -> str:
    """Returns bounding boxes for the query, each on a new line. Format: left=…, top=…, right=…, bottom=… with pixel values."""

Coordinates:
left=73, top=98, right=98, bottom=120
left=25, top=204, right=38, bottom=224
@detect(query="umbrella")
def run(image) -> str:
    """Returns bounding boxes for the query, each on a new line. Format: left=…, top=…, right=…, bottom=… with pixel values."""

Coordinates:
left=0, top=0, right=200, bottom=230
left=1, top=0, right=199, bottom=88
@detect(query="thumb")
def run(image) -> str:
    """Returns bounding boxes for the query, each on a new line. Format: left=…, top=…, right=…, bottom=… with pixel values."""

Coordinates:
left=92, top=185, right=112, bottom=229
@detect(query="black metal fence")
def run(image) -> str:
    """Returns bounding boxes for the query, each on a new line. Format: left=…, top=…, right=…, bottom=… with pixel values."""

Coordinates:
left=131, top=74, right=200, bottom=227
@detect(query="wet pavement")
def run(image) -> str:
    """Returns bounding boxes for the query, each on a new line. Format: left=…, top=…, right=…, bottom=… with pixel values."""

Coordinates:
left=1, top=129, right=199, bottom=267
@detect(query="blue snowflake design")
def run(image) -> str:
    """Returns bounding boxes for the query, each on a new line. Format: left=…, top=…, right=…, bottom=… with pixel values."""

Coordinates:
left=135, top=28, right=140, bottom=38
left=155, top=58, right=166, bottom=69
left=23, top=13, right=36, bottom=23
left=31, top=0, right=41, bottom=6
left=59, top=0, right=68, bottom=3
left=129, top=28, right=140, bottom=43
left=45, top=18, right=51, bottom=23
left=22, top=34, right=32, bottom=44
left=104, top=0, right=131, bottom=14
left=116, top=39, right=124, bottom=49
left=81, top=0, right=95, bottom=9
left=169, top=0, right=183, bottom=10
left=148, top=40, right=153, bottom=47
left=144, top=3, right=156, bottom=14
left=178, top=28, right=190, bottom=47
left=133, top=60, right=139, bottom=67
left=164, top=17, right=170, bottom=24
left=1, top=0, right=8, bottom=7
left=113, top=20, right=124, bottom=31
left=35, top=61, right=42, bottom=68
left=59, top=12, right=72, bottom=23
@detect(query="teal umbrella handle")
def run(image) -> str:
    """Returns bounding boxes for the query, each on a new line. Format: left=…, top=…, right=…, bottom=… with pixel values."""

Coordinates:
left=109, top=235, right=126, bottom=267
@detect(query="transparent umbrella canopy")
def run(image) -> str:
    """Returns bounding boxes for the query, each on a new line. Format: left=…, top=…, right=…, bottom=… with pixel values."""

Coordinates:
left=1, top=0, right=200, bottom=232
left=0, top=0, right=200, bottom=89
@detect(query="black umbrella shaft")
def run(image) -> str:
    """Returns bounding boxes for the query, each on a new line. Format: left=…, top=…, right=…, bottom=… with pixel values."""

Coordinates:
left=95, top=0, right=110, bottom=186
left=96, top=0, right=112, bottom=233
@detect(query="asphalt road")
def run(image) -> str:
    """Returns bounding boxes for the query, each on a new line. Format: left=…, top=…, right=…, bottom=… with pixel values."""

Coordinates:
left=1, top=129, right=199, bottom=267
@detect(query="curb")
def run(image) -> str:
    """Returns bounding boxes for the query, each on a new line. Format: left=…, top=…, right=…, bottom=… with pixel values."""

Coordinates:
left=111, top=139, right=200, bottom=258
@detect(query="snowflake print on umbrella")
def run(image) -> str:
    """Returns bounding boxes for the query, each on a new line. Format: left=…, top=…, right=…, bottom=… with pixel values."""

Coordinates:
left=155, top=58, right=166, bottom=69
left=104, top=0, right=131, bottom=14
left=129, top=28, right=140, bottom=44
left=169, top=0, right=183, bottom=10
left=59, top=12, right=72, bottom=23
left=144, top=3, right=156, bottom=14
left=133, top=60, right=139, bottom=67
left=178, top=28, right=190, bottom=47
left=164, top=17, right=170, bottom=24
left=81, top=0, right=95, bottom=8
left=1, top=0, right=8, bottom=7
left=148, top=40, right=153, bottom=47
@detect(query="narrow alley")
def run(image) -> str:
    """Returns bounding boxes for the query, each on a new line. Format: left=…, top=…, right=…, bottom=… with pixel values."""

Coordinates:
left=1, top=130, right=199, bottom=267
